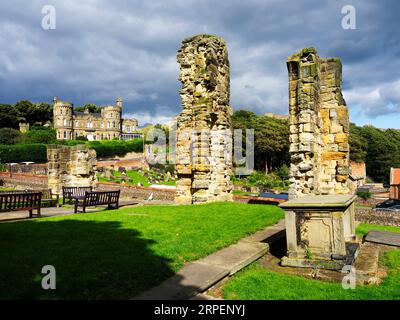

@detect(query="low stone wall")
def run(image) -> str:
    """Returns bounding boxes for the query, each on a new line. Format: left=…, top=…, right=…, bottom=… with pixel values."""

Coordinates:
left=0, top=172, right=175, bottom=202
left=97, top=182, right=176, bottom=201
left=233, top=195, right=284, bottom=205
left=0, top=172, right=47, bottom=189
left=355, top=208, right=400, bottom=226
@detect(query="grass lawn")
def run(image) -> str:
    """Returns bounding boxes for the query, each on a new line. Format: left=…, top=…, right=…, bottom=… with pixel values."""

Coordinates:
left=223, top=224, right=400, bottom=300
left=99, top=170, right=176, bottom=187
left=0, top=202, right=283, bottom=299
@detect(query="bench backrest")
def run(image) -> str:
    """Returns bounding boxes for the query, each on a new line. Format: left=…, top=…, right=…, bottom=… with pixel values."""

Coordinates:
left=36, top=189, right=53, bottom=199
left=62, top=186, right=93, bottom=198
left=0, top=192, right=42, bottom=212
left=84, top=190, right=120, bottom=206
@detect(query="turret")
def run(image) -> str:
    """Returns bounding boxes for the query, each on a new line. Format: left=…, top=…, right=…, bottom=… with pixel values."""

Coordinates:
left=53, top=97, right=74, bottom=140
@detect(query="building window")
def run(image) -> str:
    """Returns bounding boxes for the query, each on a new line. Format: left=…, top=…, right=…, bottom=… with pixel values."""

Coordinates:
left=63, top=131, right=67, bottom=139
left=57, top=119, right=61, bottom=126
left=101, top=122, right=104, bottom=128
left=101, top=133, right=104, bottom=140
left=126, top=125, right=131, bottom=133
left=113, top=121, right=116, bottom=128
left=63, top=119, right=67, bottom=126
left=75, top=121, right=79, bottom=127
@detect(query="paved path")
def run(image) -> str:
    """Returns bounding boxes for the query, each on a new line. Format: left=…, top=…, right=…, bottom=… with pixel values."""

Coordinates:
left=136, top=220, right=285, bottom=300
left=0, top=200, right=140, bottom=222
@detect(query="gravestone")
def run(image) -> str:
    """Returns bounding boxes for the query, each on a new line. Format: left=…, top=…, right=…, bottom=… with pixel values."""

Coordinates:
left=175, top=34, right=233, bottom=204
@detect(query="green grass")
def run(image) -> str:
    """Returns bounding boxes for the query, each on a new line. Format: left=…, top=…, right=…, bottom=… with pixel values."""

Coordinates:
left=0, top=202, right=283, bottom=299
left=356, top=223, right=400, bottom=236
left=223, top=224, right=400, bottom=300
left=113, top=170, right=151, bottom=186
left=100, top=170, right=176, bottom=187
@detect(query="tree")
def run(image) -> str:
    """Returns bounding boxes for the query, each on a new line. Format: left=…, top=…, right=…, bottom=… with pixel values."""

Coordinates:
left=0, top=104, right=21, bottom=129
left=254, top=116, right=289, bottom=173
left=349, top=123, right=367, bottom=163
left=0, top=128, right=22, bottom=145
left=75, top=104, right=102, bottom=113
left=21, top=127, right=56, bottom=144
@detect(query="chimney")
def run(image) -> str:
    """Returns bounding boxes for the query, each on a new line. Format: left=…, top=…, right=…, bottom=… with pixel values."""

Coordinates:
left=53, top=96, right=58, bottom=104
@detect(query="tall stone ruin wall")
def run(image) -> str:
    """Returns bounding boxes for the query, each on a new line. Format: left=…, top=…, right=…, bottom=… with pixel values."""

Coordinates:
left=287, top=48, right=350, bottom=198
left=47, top=144, right=98, bottom=194
left=175, top=34, right=233, bottom=204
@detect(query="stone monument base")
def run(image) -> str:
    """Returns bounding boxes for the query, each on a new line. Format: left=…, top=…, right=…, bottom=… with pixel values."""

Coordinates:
left=279, top=195, right=358, bottom=271
left=281, top=242, right=359, bottom=270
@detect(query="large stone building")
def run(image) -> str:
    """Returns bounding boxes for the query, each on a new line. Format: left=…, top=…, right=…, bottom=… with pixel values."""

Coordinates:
left=53, top=97, right=140, bottom=141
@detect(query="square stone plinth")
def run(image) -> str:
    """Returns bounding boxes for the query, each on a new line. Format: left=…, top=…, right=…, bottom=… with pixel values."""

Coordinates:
left=279, top=195, right=358, bottom=270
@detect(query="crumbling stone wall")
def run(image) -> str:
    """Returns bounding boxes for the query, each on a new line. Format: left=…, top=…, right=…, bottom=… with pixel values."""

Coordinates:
left=287, top=48, right=350, bottom=198
left=175, top=34, right=233, bottom=204
left=47, top=145, right=97, bottom=194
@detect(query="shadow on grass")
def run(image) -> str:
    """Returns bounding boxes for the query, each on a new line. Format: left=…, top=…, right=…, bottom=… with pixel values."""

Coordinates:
left=0, top=219, right=180, bottom=299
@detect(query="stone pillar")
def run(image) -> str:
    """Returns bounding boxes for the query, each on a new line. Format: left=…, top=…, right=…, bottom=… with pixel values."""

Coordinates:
left=287, top=48, right=350, bottom=199
left=282, top=48, right=357, bottom=270
left=47, top=145, right=97, bottom=195
left=175, top=34, right=233, bottom=204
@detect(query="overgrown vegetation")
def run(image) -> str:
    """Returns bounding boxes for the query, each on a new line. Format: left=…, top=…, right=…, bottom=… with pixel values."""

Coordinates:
left=232, top=166, right=290, bottom=191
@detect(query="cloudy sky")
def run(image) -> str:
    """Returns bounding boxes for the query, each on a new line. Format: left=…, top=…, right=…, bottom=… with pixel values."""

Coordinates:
left=0, top=0, right=399, bottom=128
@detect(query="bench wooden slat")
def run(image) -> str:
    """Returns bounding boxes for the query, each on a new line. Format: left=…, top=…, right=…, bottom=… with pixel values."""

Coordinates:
left=74, top=190, right=120, bottom=213
left=0, top=192, right=42, bottom=218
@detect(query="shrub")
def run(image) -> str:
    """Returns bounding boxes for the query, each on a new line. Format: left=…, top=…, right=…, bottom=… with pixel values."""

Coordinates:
left=0, top=144, right=47, bottom=163
left=0, top=128, right=22, bottom=145
left=22, top=128, right=56, bottom=144
left=356, top=191, right=372, bottom=200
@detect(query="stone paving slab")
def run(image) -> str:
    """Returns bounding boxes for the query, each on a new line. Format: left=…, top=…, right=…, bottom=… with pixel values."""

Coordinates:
left=196, top=241, right=268, bottom=275
left=136, top=263, right=230, bottom=300
left=365, top=230, right=400, bottom=247
left=354, top=242, right=379, bottom=277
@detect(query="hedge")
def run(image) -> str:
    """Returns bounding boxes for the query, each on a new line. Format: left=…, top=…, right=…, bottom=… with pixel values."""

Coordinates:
left=0, top=139, right=143, bottom=163
left=0, top=144, right=47, bottom=163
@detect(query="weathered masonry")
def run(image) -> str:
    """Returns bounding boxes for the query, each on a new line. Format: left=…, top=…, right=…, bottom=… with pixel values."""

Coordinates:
left=287, top=48, right=350, bottom=199
left=47, top=145, right=97, bottom=195
left=175, top=34, right=233, bottom=204
left=280, top=48, right=356, bottom=270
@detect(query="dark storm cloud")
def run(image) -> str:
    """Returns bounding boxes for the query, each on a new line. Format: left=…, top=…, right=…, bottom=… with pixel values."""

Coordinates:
left=0, top=0, right=399, bottom=125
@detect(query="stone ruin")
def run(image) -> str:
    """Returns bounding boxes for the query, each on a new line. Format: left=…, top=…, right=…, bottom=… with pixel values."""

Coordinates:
left=47, top=144, right=97, bottom=194
left=280, top=48, right=356, bottom=270
left=175, top=34, right=233, bottom=204
left=287, top=47, right=350, bottom=199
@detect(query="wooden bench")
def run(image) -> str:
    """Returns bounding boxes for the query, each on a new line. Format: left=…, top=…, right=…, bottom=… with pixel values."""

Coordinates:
left=62, top=186, right=93, bottom=205
left=0, top=192, right=42, bottom=218
left=1, top=189, right=59, bottom=207
left=74, top=190, right=120, bottom=213
left=37, top=189, right=60, bottom=207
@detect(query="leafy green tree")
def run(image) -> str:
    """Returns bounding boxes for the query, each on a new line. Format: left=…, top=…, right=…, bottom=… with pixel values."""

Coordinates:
left=75, top=104, right=102, bottom=113
left=0, top=128, right=22, bottom=145
left=349, top=123, right=368, bottom=163
left=21, top=128, right=56, bottom=144
left=0, top=104, right=21, bottom=129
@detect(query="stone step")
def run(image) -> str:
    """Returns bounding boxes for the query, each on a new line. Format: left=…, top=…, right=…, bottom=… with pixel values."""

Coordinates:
left=354, top=242, right=380, bottom=284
